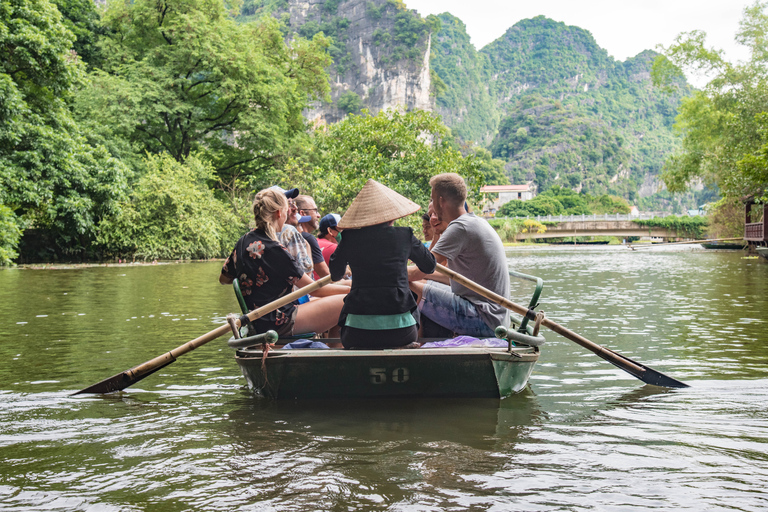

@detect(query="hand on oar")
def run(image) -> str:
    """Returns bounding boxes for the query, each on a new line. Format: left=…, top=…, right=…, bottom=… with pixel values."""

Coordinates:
left=434, top=264, right=689, bottom=389
left=72, top=275, right=333, bottom=395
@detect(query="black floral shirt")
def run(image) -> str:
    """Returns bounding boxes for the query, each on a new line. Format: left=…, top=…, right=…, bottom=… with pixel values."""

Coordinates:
left=221, top=229, right=304, bottom=332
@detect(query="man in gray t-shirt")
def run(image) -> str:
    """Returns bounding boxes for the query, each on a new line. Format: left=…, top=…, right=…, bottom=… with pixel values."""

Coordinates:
left=408, top=173, right=510, bottom=337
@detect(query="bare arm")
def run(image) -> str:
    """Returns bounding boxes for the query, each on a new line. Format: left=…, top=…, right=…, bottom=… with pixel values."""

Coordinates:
left=313, top=260, right=330, bottom=278
left=295, top=273, right=348, bottom=296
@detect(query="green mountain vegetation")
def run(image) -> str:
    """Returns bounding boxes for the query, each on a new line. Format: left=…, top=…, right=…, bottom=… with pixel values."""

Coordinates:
left=429, top=15, right=695, bottom=207
left=497, top=186, right=631, bottom=217
left=430, top=13, right=498, bottom=145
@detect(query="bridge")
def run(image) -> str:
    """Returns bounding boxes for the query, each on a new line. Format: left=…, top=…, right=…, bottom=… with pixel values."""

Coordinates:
left=498, top=214, right=681, bottom=240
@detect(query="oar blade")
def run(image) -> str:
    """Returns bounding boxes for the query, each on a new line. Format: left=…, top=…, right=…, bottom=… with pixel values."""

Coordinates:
left=71, top=360, right=173, bottom=395
left=607, top=352, right=690, bottom=388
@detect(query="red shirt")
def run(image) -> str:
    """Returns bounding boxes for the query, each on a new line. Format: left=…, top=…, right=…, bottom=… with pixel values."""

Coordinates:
left=317, top=237, right=337, bottom=266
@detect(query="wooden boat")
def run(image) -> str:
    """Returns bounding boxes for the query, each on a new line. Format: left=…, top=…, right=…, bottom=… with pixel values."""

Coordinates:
left=701, top=242, right=746, bottom=250
left=233, top=342, right=540, bottom=400
left=229, top=270, right=546, bottom=400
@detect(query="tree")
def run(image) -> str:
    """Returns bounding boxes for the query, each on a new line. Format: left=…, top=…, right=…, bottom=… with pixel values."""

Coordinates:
left=280, top=108, right=483, bottom=219
left=0, top=0, right=130, bottom=262
left=50, top=0, right=102, bottom=66
left=97, top=154, right=242, bottom=260
left=473, top=147, right=510, bottom=186
left=653, top=1, right=768, bottom=202
left=80, top=0, right=332, bottom=183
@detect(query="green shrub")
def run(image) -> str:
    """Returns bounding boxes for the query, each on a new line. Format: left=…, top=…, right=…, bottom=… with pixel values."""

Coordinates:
left=0, top=205, right=22, bottom=266
left=97, top=154, right=244, bottom=260
left=634, top=215, right=708, bottom=238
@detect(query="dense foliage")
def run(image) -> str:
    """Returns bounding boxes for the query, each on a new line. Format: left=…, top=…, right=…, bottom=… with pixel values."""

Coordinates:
left=80, top=0, right=331, bottom=183
left=634, top=215, right=708, bottom=239
left=97, top=154, right=242, bottom=260
left=653, top=1, right=768, bottom=203
left=429, top=15, right=691, bottom=207
left=1, top=0, right=130, bottom=261
left=430, top=13, right=499, bottom=144
left=497, top=186, right=631, bottom=217
left=277, top=109, right=483, bottom=228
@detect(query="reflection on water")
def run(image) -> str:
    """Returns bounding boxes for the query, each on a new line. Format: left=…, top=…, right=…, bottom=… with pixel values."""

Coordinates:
left=1, top=251, right=767, bottom=510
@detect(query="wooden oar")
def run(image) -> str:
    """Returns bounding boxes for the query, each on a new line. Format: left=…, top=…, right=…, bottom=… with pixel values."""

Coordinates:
left=434, top=264, right=689, bottom=388
left=629, top=237, right=743, bottom=250
left=72, top=275, right=333, bottom=395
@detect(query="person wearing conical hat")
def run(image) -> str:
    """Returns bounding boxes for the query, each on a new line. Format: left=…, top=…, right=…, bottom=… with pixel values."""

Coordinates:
left=329, top=179, right=436, bottom=349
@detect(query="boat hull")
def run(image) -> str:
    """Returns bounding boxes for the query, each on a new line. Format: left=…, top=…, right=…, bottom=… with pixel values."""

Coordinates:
left=234, top=345, right=539, bottom=400
left=758, top=246, right=768, bottom=260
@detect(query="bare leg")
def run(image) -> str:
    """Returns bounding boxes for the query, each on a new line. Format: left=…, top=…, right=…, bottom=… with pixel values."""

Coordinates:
left=294, top=295, right=345, bottom=336
left=409, top=279, right=427, bottom=304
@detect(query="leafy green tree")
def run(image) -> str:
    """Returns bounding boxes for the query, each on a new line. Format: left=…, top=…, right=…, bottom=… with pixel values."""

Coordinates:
left=81, top=0, right=332, bottom=183
left=653, top=1, right=768, bottom=201
left=50, top=0, right=102, bottom=66
left=0, top=205, right=21, bottom=265
left=337, top=91, right=364, bottom=115
left=473, top=148, right=510, bottom=186
left=281, top=109, right=483, bottom=219
left=97, top=154, right=243, bottom=260
left=498, top=195, right=564, bottom=217
left=0, top=0, right=130, bottom=262
left=497, top=186, right=630, bottom=216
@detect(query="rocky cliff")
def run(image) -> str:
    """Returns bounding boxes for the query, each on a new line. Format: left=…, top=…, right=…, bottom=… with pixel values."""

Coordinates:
left=276, top=0, right=436, bottom=124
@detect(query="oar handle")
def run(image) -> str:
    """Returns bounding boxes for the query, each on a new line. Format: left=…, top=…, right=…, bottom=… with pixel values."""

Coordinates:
left=434, top=264, right=645, bottom=374
left=139, top=274, right=333, bottom=363
left=73, top=275, right=334, bottom=394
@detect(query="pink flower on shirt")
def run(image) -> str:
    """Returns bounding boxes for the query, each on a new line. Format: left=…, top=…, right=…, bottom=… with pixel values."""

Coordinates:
left=247, top=241, right=265, bottom=259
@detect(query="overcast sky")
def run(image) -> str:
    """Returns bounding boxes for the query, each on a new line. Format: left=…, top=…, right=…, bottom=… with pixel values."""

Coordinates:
left=406, top=0, right=755, bottom=85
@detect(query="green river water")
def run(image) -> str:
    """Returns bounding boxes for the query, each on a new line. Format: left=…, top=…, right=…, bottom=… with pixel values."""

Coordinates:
left=1, top=247, right=767, bottom=511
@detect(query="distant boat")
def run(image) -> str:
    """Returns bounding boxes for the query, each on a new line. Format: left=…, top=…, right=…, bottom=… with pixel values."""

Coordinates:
left=701, top=242, right=746, bottom=250
left=549, top=240, right=610, bottom=245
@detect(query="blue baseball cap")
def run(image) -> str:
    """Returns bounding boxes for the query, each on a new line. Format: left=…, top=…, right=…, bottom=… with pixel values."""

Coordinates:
left=319, top=213, right=341, bottom=235
left=269, top=185, right=299, bottom=199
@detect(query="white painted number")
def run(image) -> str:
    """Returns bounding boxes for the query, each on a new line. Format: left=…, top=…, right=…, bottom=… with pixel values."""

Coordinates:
left=369, top=367, right=409, bottom=384
left=392, top=367, right=409, bottom=383
left=370, top=368, right=386, bottom=384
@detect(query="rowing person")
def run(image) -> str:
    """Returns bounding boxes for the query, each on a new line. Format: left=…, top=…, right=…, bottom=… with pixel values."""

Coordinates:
left=329, top=179, right=436, bottom=349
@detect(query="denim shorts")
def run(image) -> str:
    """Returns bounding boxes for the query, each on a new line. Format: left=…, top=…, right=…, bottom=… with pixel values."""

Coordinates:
left=419, top=281, right=494, bottom=337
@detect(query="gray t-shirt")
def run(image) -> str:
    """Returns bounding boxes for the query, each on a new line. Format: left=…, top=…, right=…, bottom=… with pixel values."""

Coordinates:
left=432, top=213, right=510, bottom=330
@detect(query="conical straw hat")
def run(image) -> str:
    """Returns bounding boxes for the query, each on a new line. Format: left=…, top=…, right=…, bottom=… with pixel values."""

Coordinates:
left=338, top=179, right=421, bottom=229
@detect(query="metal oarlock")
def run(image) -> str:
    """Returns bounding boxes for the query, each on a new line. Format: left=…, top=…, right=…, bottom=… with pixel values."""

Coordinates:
left=226, top=313, right=241, bottom=339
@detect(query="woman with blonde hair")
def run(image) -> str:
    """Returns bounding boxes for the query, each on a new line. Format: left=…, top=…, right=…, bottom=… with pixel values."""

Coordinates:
left=219, top=188, right=347, bottom=337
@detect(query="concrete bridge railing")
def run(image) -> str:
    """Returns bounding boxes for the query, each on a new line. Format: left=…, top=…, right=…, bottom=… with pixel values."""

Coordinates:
left=493, top=213, right=683, bottom=240
left=496, top=213, right=676, bottom=223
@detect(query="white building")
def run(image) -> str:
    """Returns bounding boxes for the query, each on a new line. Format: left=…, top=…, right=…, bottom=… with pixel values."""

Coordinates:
left=480, top=184, right=535, bottom=215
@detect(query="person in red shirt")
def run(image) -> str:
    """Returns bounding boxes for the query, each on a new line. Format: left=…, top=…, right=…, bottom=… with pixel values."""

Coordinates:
left=317, top=213, right=341, bottom=266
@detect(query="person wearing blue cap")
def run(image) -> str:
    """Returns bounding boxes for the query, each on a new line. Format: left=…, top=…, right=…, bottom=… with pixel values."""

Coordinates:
left=317, top=213, right=342, bottom=268
left=295, top=194, right=329, bottom=279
